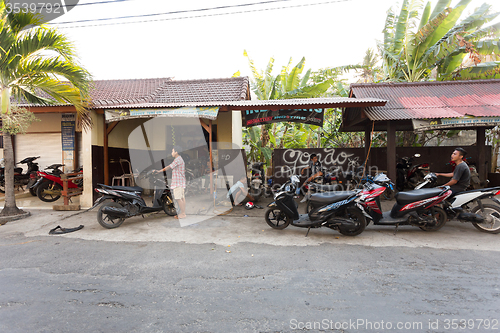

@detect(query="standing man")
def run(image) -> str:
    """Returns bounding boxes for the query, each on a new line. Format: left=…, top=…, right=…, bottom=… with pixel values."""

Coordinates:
left=435, top=147, right=470, bottom=196
left=156, top=145, right=186, bottom=219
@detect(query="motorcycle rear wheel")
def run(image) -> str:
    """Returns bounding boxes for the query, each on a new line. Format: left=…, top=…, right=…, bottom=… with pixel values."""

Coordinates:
left=29, top=187, right=36, bottom=196
left=265, top=208, right=291, bottom=229
left=162, top=194, right=178, bottom=216
left=419, top=206, right=446, bottom=231
left=0, top=179, right=5, bottom=193
left=36, top=181, right=62, bottom=202
left=97, top=201, right=125, bottom=229
left=337, top=207, right=366, bottom=236
left=471, top=204, right=500, bottom=234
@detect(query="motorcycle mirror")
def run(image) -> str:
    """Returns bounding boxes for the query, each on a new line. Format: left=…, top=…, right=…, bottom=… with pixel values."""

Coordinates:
left=414, top=154, right=421, bottom=158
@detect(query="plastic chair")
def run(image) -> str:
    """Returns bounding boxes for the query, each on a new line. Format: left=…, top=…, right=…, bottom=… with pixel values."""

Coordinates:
left=112, top=158, right=135, bottom=187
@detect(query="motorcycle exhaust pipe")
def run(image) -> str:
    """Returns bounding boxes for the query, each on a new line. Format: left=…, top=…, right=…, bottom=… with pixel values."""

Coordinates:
left=102, top=206, right=128, bottom=218
left=457, top=212, right=485, bottom=223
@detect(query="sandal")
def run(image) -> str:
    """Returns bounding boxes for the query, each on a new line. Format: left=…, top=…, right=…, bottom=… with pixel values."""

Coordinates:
left=49, top=225, right=84, bottom=235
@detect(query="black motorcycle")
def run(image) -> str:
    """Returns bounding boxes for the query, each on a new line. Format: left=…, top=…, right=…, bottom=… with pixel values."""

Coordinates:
left=0, top=156, right=40, bottom=195
left=93, top=171, right=176, bottom=229
left=264, top=175, right=366, bottom=236
left=396, top=153, right=429, bottom=191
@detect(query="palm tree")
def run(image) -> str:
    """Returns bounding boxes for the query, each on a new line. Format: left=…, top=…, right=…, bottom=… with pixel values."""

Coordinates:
left=380, top=0, right=500, bottom=82
left=0, top=3, right=91, bottom=217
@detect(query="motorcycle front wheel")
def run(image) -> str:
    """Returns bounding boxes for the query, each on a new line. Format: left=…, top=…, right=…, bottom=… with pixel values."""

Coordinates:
left=97, top=201, right=125, bottom=229
left=382, top=187, right=395, bottom=201
left=419, top=206, right=446, bottom=231
left=337, top=207, right=366, bottom=236
left=36, top=181, right=62, bottom=202
left=471, top=204, right=500, bottom=234
left=264, top=208, right=291, bottom=229
left=162, top=194, right=178, bottom=216
left=29, top=187, right=36, bottom=196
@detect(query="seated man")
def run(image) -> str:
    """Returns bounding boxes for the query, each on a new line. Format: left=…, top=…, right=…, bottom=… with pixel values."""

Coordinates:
left=227, top=175, right=255, bottom=206
left=299, top=154, right=323, bottom=202
left=435, top=147, right=471, bottom=196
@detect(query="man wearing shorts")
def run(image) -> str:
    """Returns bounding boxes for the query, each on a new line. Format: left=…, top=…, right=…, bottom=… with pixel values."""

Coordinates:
left=156, top=145, right=186, bottom=219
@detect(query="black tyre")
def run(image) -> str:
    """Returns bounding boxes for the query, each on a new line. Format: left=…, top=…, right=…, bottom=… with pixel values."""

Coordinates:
left=382, top=187, right=395, bottom=201
left=264, top=208, right=291, bottom=230
left=305, top=201, right=314, bottom=214
left=162, top=194, right=178, bottom=216
left=29, top=186, right=36, bottom=196
left=36, top=180, right=62, bottom=202
left=471, top=204, right=500, bottom=234
left=337, top=207, right=366, bottom=236
left=97, top=201, right=125, bottom=229
left=419, top=206, right=447, bottom=231
left=0, top=179, right=5, bottom=193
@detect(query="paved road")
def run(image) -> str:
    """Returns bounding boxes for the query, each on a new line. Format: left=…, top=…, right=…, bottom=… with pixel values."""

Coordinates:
left=0, top=203, right=500, bottom=332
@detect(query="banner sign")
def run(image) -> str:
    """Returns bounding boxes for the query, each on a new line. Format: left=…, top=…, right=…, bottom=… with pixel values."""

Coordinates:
left=105, top=107, right=219, bottom=123
left=61, top=114, right=76, bottom=151
left=242, top=108, right=324, bottom=127
left=413, top=116, right=500, bottom=131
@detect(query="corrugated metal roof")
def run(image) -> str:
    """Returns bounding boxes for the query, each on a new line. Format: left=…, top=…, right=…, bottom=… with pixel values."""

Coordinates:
left=94, top=97, right=387, bottom=110
left=349, top=79, right=500, bottom=121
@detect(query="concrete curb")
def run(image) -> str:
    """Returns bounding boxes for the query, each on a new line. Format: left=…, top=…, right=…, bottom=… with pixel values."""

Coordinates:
left=0, top=210, right=31, bottom=225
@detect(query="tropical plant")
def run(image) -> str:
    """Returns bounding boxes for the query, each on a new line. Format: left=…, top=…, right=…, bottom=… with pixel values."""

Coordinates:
left=0, top=2, right=91, bottom=217
left=356, top=48, right=382, bottom=83
left=379, top=0, right=500, bottom=82
left=242, top=51, right=337, bottom=163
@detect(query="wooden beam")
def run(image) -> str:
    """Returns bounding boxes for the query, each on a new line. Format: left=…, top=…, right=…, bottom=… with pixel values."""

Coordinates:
left=106, top=121, right=119, bottom=135
left=199, top=119, right=209, bottom=132
left=387, top=121, right=396, bottom=182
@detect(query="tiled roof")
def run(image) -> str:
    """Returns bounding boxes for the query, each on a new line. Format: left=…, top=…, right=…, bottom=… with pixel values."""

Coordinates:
left=349, top=79, right=500, bottom=121
left=19, top=76, right=251, bottom=108
left=90, top=78, right=173, bottom=107
left=148, top=77, right=249, bottom=104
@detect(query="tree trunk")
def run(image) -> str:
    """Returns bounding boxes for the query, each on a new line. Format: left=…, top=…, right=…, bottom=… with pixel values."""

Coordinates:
left=0, top=132, right=22, bottom=216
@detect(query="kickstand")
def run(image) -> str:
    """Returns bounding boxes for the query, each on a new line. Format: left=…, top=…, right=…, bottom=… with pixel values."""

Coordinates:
left=305, top=227, right=311, bottom=237
left=393, top=224, right=399, bottom=235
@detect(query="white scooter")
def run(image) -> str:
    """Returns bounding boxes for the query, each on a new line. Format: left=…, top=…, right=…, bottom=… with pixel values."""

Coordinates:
left=416, top=173, right=500, bottom=234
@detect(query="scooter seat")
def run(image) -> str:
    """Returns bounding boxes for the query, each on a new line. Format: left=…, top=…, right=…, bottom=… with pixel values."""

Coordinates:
left=310, top=191, right=355, bottom=204
left=98, top=184, right=143, bottom=193
left=395, top=188, right=443, bottom=205
left=309, top=183, right=342, bottom=192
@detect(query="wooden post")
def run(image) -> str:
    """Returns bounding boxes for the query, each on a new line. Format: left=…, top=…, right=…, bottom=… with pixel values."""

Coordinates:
left=364, top=123, right=371, bottom=174
left=387, top=121, right=396, bottom=182
left=209, top=119, right=213, bottom=194
left=103, top=116, right=109, bottom=185
left=477, top=127, right=486, bottom=184
left=62, top=174, right=69, bottom=206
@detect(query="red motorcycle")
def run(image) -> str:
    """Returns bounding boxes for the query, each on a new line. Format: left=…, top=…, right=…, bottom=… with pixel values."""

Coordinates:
left=32, top=164, right=82, bottom=202
left=357, top=182, right=451, bottom=231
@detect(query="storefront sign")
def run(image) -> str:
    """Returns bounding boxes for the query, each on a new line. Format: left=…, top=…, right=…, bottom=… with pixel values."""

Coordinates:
left=413, top=116, right=500, bottom=131
left=61, top=114, right=75, bottom=151
left=242, top=108, right=324, bottom=127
